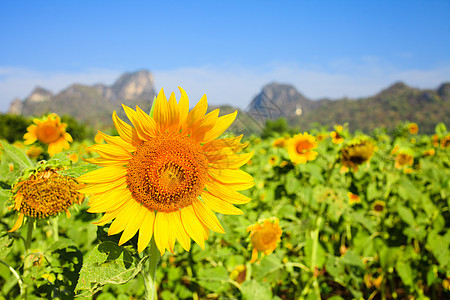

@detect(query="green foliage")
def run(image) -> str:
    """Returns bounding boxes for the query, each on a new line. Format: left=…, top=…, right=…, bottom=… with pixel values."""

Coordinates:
left=61, top=115, right=90, bottom=141
left=262, top=118, right=290, bottom=138
left=0, top=114, right=30, bottom=143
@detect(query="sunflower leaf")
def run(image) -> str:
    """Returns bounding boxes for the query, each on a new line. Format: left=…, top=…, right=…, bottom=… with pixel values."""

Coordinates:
left=75, top=241, right=147, bottom=296
left=0, top=141, right=33, bottom=169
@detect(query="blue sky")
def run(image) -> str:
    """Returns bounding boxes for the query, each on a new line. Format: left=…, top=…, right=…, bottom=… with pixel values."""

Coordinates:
left=1, top=1, right=449, bottom=112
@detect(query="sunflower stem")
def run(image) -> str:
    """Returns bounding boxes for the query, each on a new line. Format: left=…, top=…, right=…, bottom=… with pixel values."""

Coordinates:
left=144, top=237, right=160, bottom=300
left=52, top=216, right=59, bottom=241
left=25, top=219, right=34, bottom=251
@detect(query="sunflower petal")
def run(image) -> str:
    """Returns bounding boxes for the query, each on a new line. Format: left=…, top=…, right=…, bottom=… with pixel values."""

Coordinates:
left=203, top=110, right=237, bottom=142
left=177, top=87, right=190, bottom=124
left=78, top=177, right=127, bottom=194
left=136, top=106, right=158, bottom=137
left=119, top=204, right=148, bottom=246
left=138, top=209, right=155, bottom=253
left=173, top=210, right=191, bottom=251
left=180, top=205, right=206, bottom=249
left=192, top=199, right=225, bottom=234
left=205, top=181, right=251, bottom=204
left=78, top=166, right=127, bottom=183
left=208, top=168, right=254, bottom=184
left=201, top=192, right=244, bottom=215
left=154, top=212, right=169, bottom=255
left=9, top=213, right=24, bottom=232
left=122, top=104, right=149, bottom=141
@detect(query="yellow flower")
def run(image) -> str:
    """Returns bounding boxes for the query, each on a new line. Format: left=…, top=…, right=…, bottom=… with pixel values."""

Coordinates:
left=408, top=123, right=418, bottom=134
left=423, top=149, right=435, bottom=156
left=247, top=217, right=282, bottom=263
left=26, top=145, right=43, bottom=159
left=441, top=134, right=450, bottom=148
left=287, top=133, right=318, bottom=164
left=316, top=133, right=328, bottom=142
left=68, top=153, right=79, bottom=164
left=394, top=152, right=414, bottom=169
left=348, top=192, right=361, bottom=205
left=230, top=265, right=247, bottom=284
left=272, top=137, right=287, bottom=148
left=432, top=134, right=440, bottom=147
left=78, top=87, right=254, bottom=255
left=330, top=125, right=344, bottom=144
left=8, top=166, right=84, bottom=232
left=372, top=200, right=386, bottom=214
left=94, top=132, right=104, bottom=144
left=340, top=139, right=375, bottom=171
left=391, top=145, right=399, bottom=155
left=24, top=113, right=73, bottom=156
left=268, top=155, right=278, bottom=166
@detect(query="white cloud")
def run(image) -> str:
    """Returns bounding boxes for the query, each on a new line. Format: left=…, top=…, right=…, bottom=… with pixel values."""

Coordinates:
left=1, top=62, right=449, bottom=113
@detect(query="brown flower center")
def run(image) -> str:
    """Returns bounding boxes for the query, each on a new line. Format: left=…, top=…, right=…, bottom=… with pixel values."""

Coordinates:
left=126, top=132, right=208, bottom=212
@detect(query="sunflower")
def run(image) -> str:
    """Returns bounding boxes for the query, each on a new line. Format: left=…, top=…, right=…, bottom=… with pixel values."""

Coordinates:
left=287, top=133, right=318, bottom=164
left=330, top=125, right=344, bottom=144
left=247, top=217, right=282, bottom=263
left=78, top=87, right=254, bottom=255
left=348, top=192, right=361, bottom=205
left=230, top=265, right=247, bottom=284
left=372, top=200, right=386, bottom=214
left=24, top=113, right=73, bottom=156
left=441, top=134, right=450, bottom=148
left=272, top=137, right=287, bottom=148
left=408, top=122, right=419, bottom=134
left=26, top=145, right=43, bottom=159
left=394, top=152, right=414, bottom=169
left=423, top=149, right=435, bottom=156
left=8, top=164, right=84, bottom=232
left=340, top=139, right=375, bottom=171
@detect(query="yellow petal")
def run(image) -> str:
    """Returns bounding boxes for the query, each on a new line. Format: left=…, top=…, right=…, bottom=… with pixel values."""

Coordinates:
left=138, top=210, right=156, bottom=253
left=172, top=210, right=191, bottom=251
left=108, top=199, right=141, bottom=236
left=89, top=144, right=132, bottom=159
left=87, top=187, right=132, bottom=213
left=180, top=205, right=206, bottom=249
left=119, top=204, right=148, bottom=246
left=203, top=110, right=237, bottom=142
left=14, top=193, right=23, bottom=210
left=183, top=94, right=208, bottom=132
left=78, top=166, right=127, bottom=183
left=208, top=151, right=254, bottom=169
left=83, top=157, right=127, bottom=167
left=154, top=212, right=169, bottom=255
left=208, top=168, right=254, bottom=184
left=190, top=109, right=219, bottom=141
left=153, top=88, right=170, bottom=132
left=202, top=135, right=243, bottom=152
left=192, top=199, right=225, bottom=234
left=177, top=87, right=190, bottom=124
left=113, top=111, right=141, bottom=145
left=122, top=104, right=149, bottom=141
left=8, top=213, right=25, bottom=232
left=97, top=131, right=136, bottom=152
left=78, top=177, right=127, bottom=194
left=205, top=181, right=251, bottom=204
left=136, top=106, right=158, bottom=137
left=201, top=192, right=244, bottom=215
left=167, top=92, right=180, bottom=132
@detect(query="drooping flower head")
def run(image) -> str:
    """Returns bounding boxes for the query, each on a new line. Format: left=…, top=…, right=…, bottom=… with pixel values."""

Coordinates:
left=408, top=122, right=419, bottom=134
left=24, top=113, right=73, bottom=156
left=247, top=217, right=282, bottom=263
left=8, top=162, right=85, bottom=232
left=340, top=138, right=375, bottom=171
left=287, top=133, right=318, bottom=164
left=78, top=87, right=254, bottom=254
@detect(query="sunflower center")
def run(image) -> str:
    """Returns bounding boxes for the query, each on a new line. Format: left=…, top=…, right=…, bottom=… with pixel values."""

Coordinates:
left=17, top=169, right=82, bottom=218
left=296, top=140, right=313, bottom=154
left=126, top=132, right=208, bottom=213
left=36, top=122, right=61, bottom=144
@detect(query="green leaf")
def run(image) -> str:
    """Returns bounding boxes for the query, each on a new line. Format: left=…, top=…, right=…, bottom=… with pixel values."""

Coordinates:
left=285, top=172, right=300, bottom=195
left=60, top=163, right=99, bottom=178
left=397, top=205, right=415, bottom=226
left=75, top=241, right=146, bottom=296
left=0, top=234, right=14, bottom=260
left=0, top=141, right=33, bottom=169
left=396, top=260, right=414, bottom=286
left=241, top=280, right=272, bottom=300
left=341, top=250, right=364, bottom=269
left=197, top=266, right=229, bottom=292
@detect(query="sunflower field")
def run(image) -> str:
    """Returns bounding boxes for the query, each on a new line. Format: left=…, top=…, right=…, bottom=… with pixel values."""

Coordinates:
left=0, top=96, right=449, bottom=300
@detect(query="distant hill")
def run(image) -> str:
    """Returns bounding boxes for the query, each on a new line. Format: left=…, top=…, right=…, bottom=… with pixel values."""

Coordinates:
left=248, top=82, right=450, bottom=134
left=9, top=70, right=156, bottom=128
left=8, top=69, right=449, bottom=134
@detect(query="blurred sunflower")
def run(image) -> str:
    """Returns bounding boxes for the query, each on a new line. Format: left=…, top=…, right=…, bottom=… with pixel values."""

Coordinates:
left=340, top=138, right=375, bottom=171
left=348, top=192, right=361, bottom=205
left=78, top=87, right=254, bottom=254
left=268, top=155, right=278, bottom=166
left=272, top=137, right=287, bottom=148
left=287, top=133, right=318, bottom=164
left=24, top=113, right=73, bottom=156
left=247, top=217, right=282, bottom=263
left=330, top=125, right=344, bottom=144
left=408, top=122, right=419, bottom=134
left=394, top=152, right=414, bottom=169
left=372, top=200, right=386, bottom=214
left=26, top=145, right=43, bottom=159
left=8, top=163, right=84, bottom=232
left=441, top=134, right=450, bottom=148
left=230, top=265, right=247, bottom=284
left=432, top=134, right=440, bottom=147
left=423, top=149, right=435, bottom=156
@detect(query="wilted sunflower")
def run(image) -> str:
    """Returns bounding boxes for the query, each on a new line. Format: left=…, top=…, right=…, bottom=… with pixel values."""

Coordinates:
left=340, top=139, right=375, bottom=171
left=8, top=164, right=84, bottom=232
left=408, top=122, right=419, bottom=134
left=78, top=87, right=254, bottom=254
left=394, top=152, right=414, bottom=169
left=24, top=113, right=73, bottom=156
left=287, top=133, right=318, bottom=164
left=247, top=217, right=282, bottom=263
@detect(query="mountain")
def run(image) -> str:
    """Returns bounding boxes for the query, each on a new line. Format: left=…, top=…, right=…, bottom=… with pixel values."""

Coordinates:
left=247, top=82, right=449, bottom=134
left=9, top=70, right=156, bottom=127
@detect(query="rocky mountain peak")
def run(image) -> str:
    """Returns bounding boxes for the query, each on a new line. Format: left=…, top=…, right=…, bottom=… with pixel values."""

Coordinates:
left=377, top=81, right=411, bottom=97
left=437, top=82, right=450, bottom=100
left=111, top=69, right=155, bottom=100
left=25, top=86, right=53, bottom=103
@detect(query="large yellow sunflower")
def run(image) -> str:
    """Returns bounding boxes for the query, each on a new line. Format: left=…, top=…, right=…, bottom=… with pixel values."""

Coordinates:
left=24, top=113, right=73, bottom=156
left=287, top=133, right=318, bottom=164
left=78, top=87, right=254, bottom=255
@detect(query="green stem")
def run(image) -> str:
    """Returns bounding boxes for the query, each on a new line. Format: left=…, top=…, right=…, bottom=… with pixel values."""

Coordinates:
left=53, top=216, right=59, bottom=241
left=25, top=219, right=34, bottom=251
left=325, top=157, right=338, bottom=185
left=143, top=237, right=160, bottom=300
left=0, top=260, right=24, bottom=298
left=311, top=216, right=323, bottom=300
